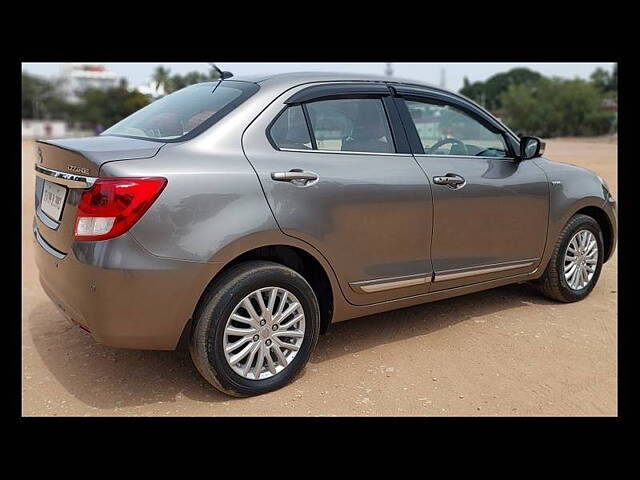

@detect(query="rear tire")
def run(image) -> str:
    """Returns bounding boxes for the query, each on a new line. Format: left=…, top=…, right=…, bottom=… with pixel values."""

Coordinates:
left=535, top=214, right=604, bottom=303
left=189, top=261, right=320, bottom=397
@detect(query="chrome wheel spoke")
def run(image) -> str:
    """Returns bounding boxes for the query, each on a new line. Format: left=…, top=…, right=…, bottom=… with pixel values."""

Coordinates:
left=225, top=325, right=256, bottom=336
left=253, top=344, right=265, bottom=379
left=255, top=290, right=268, bottom=315
left=280, top=313, right=304, bottom=331
left=275, top=302, right=300, bottom=323
left=265, top=349, right=277, bottom=375
left=230, top=313, right=255, bottom=327
left=223, top=286, right=306, bottom=380
left=274, top=291, right=289, bottom=319
left=225, top=335, right=252, bottom=353
left=569, top=268, right=579, bottom=289
left=267, top=287, right=278, bottom=312
left=274, top=337, right=300, bottom=352
left=271, top=344, right=288, bottom=367
left=242, top=298, right=261, bottom=324
left=228, top=341, right=255, bottom=366
left=242, top=342, right=261, bottom=377
left=274, top=328, right=304, bottom=339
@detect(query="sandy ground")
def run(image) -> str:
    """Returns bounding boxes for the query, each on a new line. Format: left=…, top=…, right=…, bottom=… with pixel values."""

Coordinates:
left=21, top=137, right=617, bottom=416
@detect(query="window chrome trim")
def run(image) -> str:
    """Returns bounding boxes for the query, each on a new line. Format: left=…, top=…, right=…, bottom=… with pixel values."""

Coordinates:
left=350, top=273, right=431, bottom=294
left=279, top=148, right=412, bottom=157
left=35, top=164, right=97, bottom=189
left=434, top=260, right=536, bottom=282
left=413, top=154, right=516, bottom=160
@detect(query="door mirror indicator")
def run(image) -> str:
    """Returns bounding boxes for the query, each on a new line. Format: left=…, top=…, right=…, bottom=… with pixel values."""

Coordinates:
left=519, top=136, right=545, bottom=160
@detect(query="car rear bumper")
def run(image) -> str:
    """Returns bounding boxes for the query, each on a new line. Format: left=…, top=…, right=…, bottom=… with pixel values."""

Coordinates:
left=33, top=219, right=220, bottom=350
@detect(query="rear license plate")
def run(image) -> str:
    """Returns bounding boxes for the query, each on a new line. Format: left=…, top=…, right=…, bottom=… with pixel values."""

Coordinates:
left=41, top=180, right=68, bottom=222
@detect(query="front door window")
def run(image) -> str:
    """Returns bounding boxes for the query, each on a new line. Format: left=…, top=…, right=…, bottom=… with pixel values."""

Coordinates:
left=404, top=100, right=509, bottom=158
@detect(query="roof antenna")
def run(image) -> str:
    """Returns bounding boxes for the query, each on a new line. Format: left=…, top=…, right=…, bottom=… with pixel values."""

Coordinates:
left=209, top=63, right=234, bottom=80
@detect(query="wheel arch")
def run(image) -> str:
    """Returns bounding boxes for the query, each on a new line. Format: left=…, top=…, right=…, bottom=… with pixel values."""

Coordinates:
left=178, top=243, right=337, bottom=350
left=574, top=205, right=614, bottom=263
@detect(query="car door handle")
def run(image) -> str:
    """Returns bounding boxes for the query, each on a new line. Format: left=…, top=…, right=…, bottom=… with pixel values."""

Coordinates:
left=433, top=174, right=466, bottom=188
left=271, top=170, right=319, bottom=183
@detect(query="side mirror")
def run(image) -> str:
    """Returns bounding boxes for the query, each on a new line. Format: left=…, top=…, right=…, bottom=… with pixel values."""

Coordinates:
left=519, top=136, right=545, bottom=160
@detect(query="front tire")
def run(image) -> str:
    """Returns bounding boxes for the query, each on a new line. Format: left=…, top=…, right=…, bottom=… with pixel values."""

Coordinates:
left=536, top=214, right=604, bottom=302
left=189, top=261, right=320, bottom=397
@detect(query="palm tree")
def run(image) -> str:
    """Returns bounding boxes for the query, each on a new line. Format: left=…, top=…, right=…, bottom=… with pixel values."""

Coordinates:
left=152, top=66, right=171, bottom=94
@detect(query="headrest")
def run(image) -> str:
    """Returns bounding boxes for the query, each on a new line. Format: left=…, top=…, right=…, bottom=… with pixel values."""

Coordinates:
left=350, top=102, right=386, bottom=140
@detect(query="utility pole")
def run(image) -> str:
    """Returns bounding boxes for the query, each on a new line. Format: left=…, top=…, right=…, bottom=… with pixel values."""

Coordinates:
left=440, top=68, right=446, bottom=88
left=385, top=63, right=394, bottom=77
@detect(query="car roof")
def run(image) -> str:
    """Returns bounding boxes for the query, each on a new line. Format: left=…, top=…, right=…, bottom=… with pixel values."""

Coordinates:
left=229, top=71, right=445, bottom=92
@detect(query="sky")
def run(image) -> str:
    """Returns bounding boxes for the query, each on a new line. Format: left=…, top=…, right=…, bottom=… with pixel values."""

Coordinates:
left=21, top=62, right=616, bottom=93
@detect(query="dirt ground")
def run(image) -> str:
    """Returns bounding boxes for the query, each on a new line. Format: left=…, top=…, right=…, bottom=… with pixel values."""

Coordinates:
left=21, top=137, right=617, bottom=416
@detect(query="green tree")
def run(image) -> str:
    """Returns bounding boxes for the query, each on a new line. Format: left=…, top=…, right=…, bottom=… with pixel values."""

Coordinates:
left=152, top=66, right=172, bottom=93
left=459, top=68, right=543, bottom=111
left=591, top=67, right=611, bottom=92
left=500, top=77, right=614, bottom=137
left=77, top=80, right=150, bottom=128
left=159, top=65, right=224, bottom=94
left=22, top=72, right=75, bottom=120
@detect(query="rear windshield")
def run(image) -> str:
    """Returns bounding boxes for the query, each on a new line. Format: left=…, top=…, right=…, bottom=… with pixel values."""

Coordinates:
left=102, top=80, right=259, bottom=142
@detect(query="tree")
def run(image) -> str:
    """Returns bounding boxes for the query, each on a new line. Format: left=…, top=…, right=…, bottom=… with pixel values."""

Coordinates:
left=22, top=72, right=74, bottom=120
left=500, top=77, right=614, bottom=137
left=590, top=65, right=617, bottom=94
left=459, top=68, right=543, bottom=111
left=152, top=66, right=172, bottom=93
left=77, top=80, right=150, bottom=128
left=155, top=65, right=225, bottom=94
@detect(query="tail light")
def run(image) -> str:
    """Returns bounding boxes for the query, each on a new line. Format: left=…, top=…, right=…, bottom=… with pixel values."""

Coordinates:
left=74, top=177, right=167, bottom=241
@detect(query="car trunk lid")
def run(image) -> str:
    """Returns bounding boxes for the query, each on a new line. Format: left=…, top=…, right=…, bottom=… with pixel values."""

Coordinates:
left=34, top=135, right=165, bottom=254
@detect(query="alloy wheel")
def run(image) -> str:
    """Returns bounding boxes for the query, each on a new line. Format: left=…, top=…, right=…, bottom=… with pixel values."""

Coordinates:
left=223, top=287, right=306, bottom=380
left=564, top=229, right=598, bottom=290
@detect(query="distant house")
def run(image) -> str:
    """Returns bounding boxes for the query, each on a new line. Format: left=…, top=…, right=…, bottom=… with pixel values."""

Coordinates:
left=22, top=120, right=67, bottom=138
left=59, top=64, right=120, bottom=103
left=601, top=98, right=618, bottom=112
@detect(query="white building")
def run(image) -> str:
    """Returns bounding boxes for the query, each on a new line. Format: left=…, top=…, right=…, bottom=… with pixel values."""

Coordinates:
left=135, top=81, right=166, bottom=98
left=22, top=120, right=67, bottom=138
left=59, top=64, right=120, bottom=103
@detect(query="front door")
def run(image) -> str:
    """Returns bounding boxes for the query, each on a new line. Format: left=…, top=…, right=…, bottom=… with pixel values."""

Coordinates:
left=396, top=94, right=549, bottom=291
left=243, top=85, right=434, bottom=305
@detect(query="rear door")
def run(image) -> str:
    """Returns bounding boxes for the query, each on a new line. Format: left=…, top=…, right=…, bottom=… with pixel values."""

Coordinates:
left=393, top=87, right=549, bottom=291
left=242, top=83, right=434, bottom=306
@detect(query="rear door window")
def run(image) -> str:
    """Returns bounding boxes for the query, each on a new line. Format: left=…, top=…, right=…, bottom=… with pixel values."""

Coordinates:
left=306, top=98, right=395, bottom=153
left=269, top=105, right=313, bottom=150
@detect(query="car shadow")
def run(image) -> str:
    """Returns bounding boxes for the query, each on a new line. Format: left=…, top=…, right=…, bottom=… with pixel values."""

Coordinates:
left=309, top=283, right=557, bottom=366
left=28, top=282, right=557, bottom=410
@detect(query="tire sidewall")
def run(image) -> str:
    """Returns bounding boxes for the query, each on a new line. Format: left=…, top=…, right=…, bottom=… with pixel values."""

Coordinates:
left=555, top=217, right=604, bottom=301
left=194, top=263, right=320, bottom=396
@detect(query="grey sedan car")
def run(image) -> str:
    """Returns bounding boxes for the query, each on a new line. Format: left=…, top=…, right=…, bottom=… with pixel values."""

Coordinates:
left=33, top=72, right=617, bottom=396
